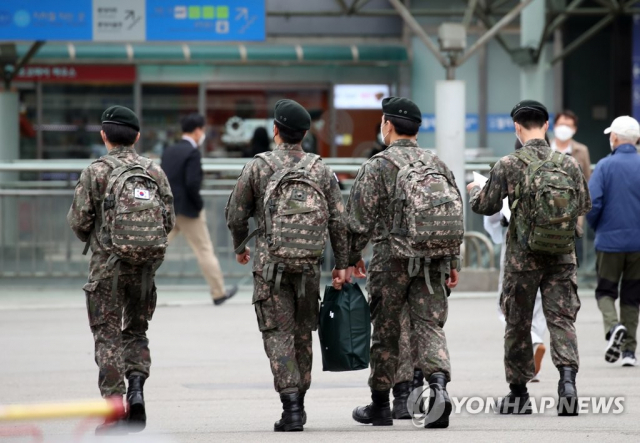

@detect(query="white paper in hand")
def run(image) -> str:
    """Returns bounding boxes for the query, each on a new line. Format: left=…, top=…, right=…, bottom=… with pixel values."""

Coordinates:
left=473, top=172, right=489, bottom=188
left=501, top=197, right=511, bottom=221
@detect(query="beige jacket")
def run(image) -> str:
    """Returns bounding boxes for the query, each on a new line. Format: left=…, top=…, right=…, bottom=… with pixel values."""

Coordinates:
left=570, top=140, right=592, bottom=182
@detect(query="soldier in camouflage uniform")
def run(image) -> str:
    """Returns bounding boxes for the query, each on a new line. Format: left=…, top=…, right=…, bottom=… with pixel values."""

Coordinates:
left=468, top=100, right=591, bottom=416
left=68, top=106, right=175, bottom=434
left=347, top=97, right=461, bottom=429
left=226, top=99, right=349, bottom=432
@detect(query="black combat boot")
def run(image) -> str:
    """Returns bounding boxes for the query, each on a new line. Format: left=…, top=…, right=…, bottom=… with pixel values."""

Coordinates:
left=392, top=381, right=412, bottom=419
left=127, top=375, right=146, bottom=432
left=300, top=391, right=307, bottom=425
left=95, top=396, right=129, bottom=436
left=557, top=366, right=579, bottom=416
left=275, top=391, right=307, bottom=431
left=274, top=393, right=303, bottom=432
left=413, top=369, right=426, bottom=414
left=497, top=383, right=532, bottom=415
left=352, top=389, right=393, bottom=426
left=424, top=372, right=452, bottom=429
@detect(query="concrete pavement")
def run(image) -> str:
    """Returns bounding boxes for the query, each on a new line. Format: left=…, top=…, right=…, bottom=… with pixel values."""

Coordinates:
left=0, top=287, right=638, bottom=442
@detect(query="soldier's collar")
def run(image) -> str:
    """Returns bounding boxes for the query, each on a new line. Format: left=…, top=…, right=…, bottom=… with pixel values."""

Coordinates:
left=108, top=145, right=135, bottom=156
left=275, top=143, right=303, bottom=151
left=388, top=138, right=419, bottom=148
left=522, top=138, right=549, bottom=149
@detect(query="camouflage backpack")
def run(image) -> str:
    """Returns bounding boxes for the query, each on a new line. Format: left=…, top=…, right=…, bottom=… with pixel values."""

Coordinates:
left=510, top=148, right=579, bottom=255
left=83, top=155, right=168, bottom=297
left=377, top=149, right=464, bottom=290
left=234, top=151, right=329, bottom=288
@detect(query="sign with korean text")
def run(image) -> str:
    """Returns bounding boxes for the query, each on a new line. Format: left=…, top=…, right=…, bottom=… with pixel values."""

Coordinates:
left=0, top=0, right=265, bottom=41
left=16, top=65, right=136, bottom=83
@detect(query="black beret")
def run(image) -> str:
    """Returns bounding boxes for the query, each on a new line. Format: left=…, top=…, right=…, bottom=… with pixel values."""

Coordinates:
left=382, top=97, right=422, bottom=124
left=274, top=99, right=311, bottom=132
left=510, top=100, right=549, bottom=121
left=101, top=106, right=140, bottom=131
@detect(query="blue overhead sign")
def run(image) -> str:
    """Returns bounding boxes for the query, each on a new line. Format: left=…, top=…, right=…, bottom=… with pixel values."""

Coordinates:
left=146, top=1, right=265, bottom=41
left=0, top=0, right=265, bottom=41
left=0, top=2, right=92, bottom=41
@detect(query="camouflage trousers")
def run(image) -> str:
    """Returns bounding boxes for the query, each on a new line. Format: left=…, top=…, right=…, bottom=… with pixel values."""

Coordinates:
left=395, top=305, right=414, bottom=384
left=253, top=270, right=320, bottom=394
left=368, top=262, right=451, bottom=392
left=83, top=275, right=157, bottom=397
left=502, top=264, right=581, bottom=385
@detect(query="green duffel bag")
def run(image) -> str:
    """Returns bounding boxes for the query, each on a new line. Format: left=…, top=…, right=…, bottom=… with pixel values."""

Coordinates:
left=318, top=282, right=371, bottom=372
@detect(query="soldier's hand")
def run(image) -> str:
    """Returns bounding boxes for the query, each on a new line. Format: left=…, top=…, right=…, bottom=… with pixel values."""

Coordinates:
left=236, top=247, right=251, bottom=265
left=353, top=259, right=366, bottom=278
left=446, top=268, right=459, bottom=289
left=466, top=181, right=482, bottom=192
left=332, top=268, right=346, bottom=290
left=345, top=259, right=366, bottom=283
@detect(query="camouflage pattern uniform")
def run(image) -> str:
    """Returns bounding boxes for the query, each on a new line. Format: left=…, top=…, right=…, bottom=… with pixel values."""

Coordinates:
left=469, top=139, right=591, bottom=385
left=68, top=146, right=175, bottom=397
left=395, top=305, right=414, bottom=384
left=347, top=139, right=457, bottom=392
left=226, top=143, right=349, bottom=394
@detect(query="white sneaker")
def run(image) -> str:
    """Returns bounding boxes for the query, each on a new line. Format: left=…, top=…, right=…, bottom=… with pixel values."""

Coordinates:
left=605, top=324, right=627, bottom=363
left=621, top=351, right=637, bottom=367
left=529, top=373, right=540, bottom=383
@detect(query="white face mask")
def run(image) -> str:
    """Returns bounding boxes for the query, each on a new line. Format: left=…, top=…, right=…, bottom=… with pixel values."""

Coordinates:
left=554, top=125, right=575, bottom=142
left=380, top=122, right=388, bottom=146
left=610, top=137, right=615, bottom=151
left=198, top=133, right=206, bottom=146
left=514, top=130, right=523, bottom=146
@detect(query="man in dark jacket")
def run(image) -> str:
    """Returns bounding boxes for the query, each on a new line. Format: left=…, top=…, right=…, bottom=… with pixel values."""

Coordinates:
left=162, top=113, right=237, bottom=305
left=587, top=115, right=640, bottom=367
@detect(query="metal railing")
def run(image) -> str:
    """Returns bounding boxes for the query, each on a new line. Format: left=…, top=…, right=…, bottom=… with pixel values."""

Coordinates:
left=0, top=159, right=597, bottom=281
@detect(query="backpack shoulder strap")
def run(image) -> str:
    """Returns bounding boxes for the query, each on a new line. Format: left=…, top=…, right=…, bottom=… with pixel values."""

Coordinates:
left=550, top=150, right=565, bottom=167
left=97, top=155, right=124, bottom=171
left=512, top=149, right=537, bottom=166
left=377, top=149, right=409, bottom=170
left=297, top=153, right=320, bottom=172
left=256, top=152, right=284, bottom=172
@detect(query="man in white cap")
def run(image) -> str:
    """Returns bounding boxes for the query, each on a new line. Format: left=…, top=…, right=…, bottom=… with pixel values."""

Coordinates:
left=587, top=116, right=640, bottom=367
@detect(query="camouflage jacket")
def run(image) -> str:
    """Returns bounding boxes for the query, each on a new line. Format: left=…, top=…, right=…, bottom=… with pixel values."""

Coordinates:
left=67, top=146, right=175, bottom=281
left=470, top=138, right=591, bottom=272
left=225, top=143, right=349, bottom=272
left=346, top=139, right=460, bottom=272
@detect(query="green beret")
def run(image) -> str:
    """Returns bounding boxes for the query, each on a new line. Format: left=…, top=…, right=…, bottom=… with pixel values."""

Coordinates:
left=510, top=100, right=549, bottom=121
left=382, top=97, right=422, bottom=124
left=101, top=106, right=140, bottom=131
left=274, top=99, right=311, bottom=132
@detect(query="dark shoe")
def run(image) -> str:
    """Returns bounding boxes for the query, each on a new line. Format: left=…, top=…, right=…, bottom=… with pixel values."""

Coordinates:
left=300, top=392, right=307, bottom=425
left=127, top=375, right=146, bottom=432
left=605, top=324, right=627, bottom=363
left=412, top=369, right=426, bottom=414
left=352, top=389, right=393, bottom=426
left=497, top=384, right=532, bottom=415
left=213, top=285, right=239, bottom=306
left=424, top=372, right=452, bottom=429
left=621, top=351, right=637, bottom=367
left=392, top=381, right=412, bottom=419
left=557, top=366, right=579, bottom=416
left=275, top=392, right=306, bottom=431
left=274, top=393, right=303, bottom=432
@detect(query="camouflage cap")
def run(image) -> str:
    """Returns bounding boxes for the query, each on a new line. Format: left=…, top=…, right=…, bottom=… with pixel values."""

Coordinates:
left=382, top=97, right=422, bottom=124
left=101, top=105, right=140, bottom=131
left=510, top=100, right=549, bottom=121
left=274, top=99, right=311, bottom=132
